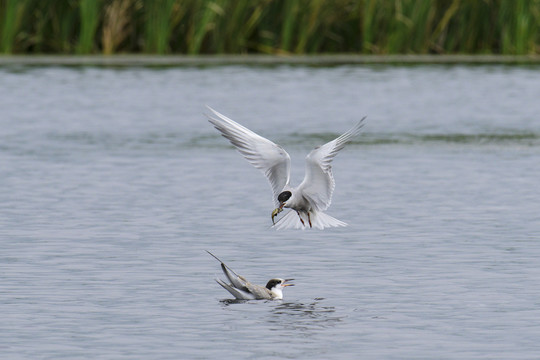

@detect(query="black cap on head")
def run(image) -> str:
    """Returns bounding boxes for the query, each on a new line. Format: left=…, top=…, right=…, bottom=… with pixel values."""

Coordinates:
left=265, top=279, right=282, bottom=290
left=277, top=191, right=292, bottom=203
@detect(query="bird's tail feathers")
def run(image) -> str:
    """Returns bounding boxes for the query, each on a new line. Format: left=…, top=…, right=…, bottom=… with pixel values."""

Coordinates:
left=273, top=210, right=306, bottom=230
left=312, top=211, right=347, bottom=229
left=272, top=210, right=347, bottom=230
left=215, top=278, right=254, bottom=300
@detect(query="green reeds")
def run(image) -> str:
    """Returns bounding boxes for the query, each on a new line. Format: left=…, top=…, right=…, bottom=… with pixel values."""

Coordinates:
left=77, top=0, right=101, bottom=53
left=1, top=0, right=539, bottom=55
left=384, top=0, right=436, bottom=54
left=187, top=0, right=224, bottom=54
left=217, top=0, right=268, bottom=53
left=144, top=0, right=176, bottom=53
left=499, top=0, right=539, bottom=54
left=0, top=0, right=26, bottom=53
left=45, top=1, right=79, bottom=53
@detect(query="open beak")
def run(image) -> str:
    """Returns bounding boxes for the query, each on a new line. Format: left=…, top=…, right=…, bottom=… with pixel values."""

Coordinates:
left=283, top=278, right=295, bottom=287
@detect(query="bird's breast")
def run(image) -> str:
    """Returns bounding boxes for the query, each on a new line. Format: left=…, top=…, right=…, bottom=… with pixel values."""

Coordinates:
left=287, top=195, right=312, bottom=212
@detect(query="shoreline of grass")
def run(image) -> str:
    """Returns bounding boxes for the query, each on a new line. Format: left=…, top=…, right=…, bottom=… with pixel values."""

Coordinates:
left=1, top=54, right=540, bottom=67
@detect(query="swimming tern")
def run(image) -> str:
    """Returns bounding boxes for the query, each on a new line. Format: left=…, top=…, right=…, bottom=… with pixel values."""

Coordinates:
left=207, top=106, right=366, bottom=230
left=207, top=250, right=294, bottom=300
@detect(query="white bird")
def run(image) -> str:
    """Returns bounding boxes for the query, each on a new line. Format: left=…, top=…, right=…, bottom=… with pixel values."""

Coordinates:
left=207, top=106, right=366, bottom=230
left=207, top=250, right=294, bottom=300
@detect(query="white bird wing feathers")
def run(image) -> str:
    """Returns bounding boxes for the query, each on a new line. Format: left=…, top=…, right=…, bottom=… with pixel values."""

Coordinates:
left=299, top=118, right=365, bottom=211
left=207, top=106, right=291, bottom=207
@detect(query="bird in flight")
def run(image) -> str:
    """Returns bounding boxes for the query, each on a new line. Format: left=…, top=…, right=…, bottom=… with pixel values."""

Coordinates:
left=207, top=250, right=294, bottom=300
left=207, top=106, right=365, bottom=230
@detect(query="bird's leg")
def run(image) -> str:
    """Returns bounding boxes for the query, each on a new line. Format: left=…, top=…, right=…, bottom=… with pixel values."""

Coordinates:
left=296, top=211, right=305, bottom=226
left=307, top=212, right=312, bottom=228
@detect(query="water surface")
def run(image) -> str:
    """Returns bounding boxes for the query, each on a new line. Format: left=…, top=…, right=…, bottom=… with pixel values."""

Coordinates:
left=1, top=64, right=540, bottom=359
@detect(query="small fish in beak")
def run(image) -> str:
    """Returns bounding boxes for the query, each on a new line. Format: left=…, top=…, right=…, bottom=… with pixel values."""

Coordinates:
left=271, top=207, right=283, bottom=224
left=271, top=202, right=285, bottom=224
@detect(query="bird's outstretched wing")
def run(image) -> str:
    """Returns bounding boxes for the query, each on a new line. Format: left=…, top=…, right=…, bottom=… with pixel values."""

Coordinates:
left=207, top=250, right=256, bottom=299
left=207, top=107, right=291, bottom=206
left=299, top=117, right=366, bottom=211
left=206, top=250, right=248, bottom=290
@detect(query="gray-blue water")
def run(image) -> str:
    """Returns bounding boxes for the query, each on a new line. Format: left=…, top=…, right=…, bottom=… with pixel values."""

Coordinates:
left=1, top=63, right=540, bottom=359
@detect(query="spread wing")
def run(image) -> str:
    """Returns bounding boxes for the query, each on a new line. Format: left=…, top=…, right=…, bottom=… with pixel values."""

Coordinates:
left=207, top=250, right=255, bottom=300
left=207, top=106, right=291, bottom=206
left=299, top=117, right=366, bottom=211
left=207, top=251, right=248, bottom=289
left=220, top=263, right=249, bottom=291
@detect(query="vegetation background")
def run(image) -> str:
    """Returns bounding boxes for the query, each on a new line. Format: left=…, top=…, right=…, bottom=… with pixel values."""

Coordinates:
left=1, top=0, right=539, bottom=55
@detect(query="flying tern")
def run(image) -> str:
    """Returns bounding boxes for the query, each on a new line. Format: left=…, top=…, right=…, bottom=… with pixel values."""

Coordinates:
left=207, top=106, right=366, bottom=230
left=207, top=250, right=294, bottom=300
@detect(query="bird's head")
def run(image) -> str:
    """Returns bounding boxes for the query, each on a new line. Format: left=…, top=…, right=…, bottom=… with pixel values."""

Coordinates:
left=266, top=278, right=294, bottom=299
left=277, top=190, right=292, bottom=208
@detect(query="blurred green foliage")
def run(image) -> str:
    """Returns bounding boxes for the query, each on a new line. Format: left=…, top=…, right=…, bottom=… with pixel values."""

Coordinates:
left=1, top=0, right=539, bottom=54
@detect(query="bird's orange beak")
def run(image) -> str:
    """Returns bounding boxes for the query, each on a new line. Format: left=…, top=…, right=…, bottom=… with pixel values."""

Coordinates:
left=283, top=279, right=294, bottom=287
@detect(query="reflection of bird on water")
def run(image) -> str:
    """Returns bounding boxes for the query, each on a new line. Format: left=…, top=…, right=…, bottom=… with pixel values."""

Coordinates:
left=207, top=250, right=294, bottom=300
left=207, top=106, right=366, bottom=230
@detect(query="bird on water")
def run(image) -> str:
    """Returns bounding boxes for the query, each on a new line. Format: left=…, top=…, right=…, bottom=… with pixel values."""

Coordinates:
left=207, top=250, right=294, bottom=300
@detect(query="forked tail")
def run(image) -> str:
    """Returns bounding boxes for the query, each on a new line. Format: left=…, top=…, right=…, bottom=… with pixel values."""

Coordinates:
left=272, top=210, right=347, bottom=230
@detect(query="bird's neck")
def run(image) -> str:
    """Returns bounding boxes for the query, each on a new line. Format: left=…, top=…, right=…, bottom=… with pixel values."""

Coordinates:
left=284, top=194, right=308, bottom=212
left=271, top=288, right=283, bottom=299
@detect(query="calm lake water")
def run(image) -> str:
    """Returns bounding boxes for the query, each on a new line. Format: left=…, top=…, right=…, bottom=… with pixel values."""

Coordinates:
left=1, top=63, right=540, bottom=359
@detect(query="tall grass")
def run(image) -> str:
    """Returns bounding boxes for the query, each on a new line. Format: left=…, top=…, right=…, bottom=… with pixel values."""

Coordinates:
left=0, top=0, right=27, bottom=53
left=76, top=0, right=101, bottom=53
left=186, top=0, right=224, bottom=54
left=144, top=0, right=176, bottom=53
left=498, top=0, right=539, bottom=54
left=102, top=0, right=133, bottom=54
left=1, top=0, right=539, bottom=55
